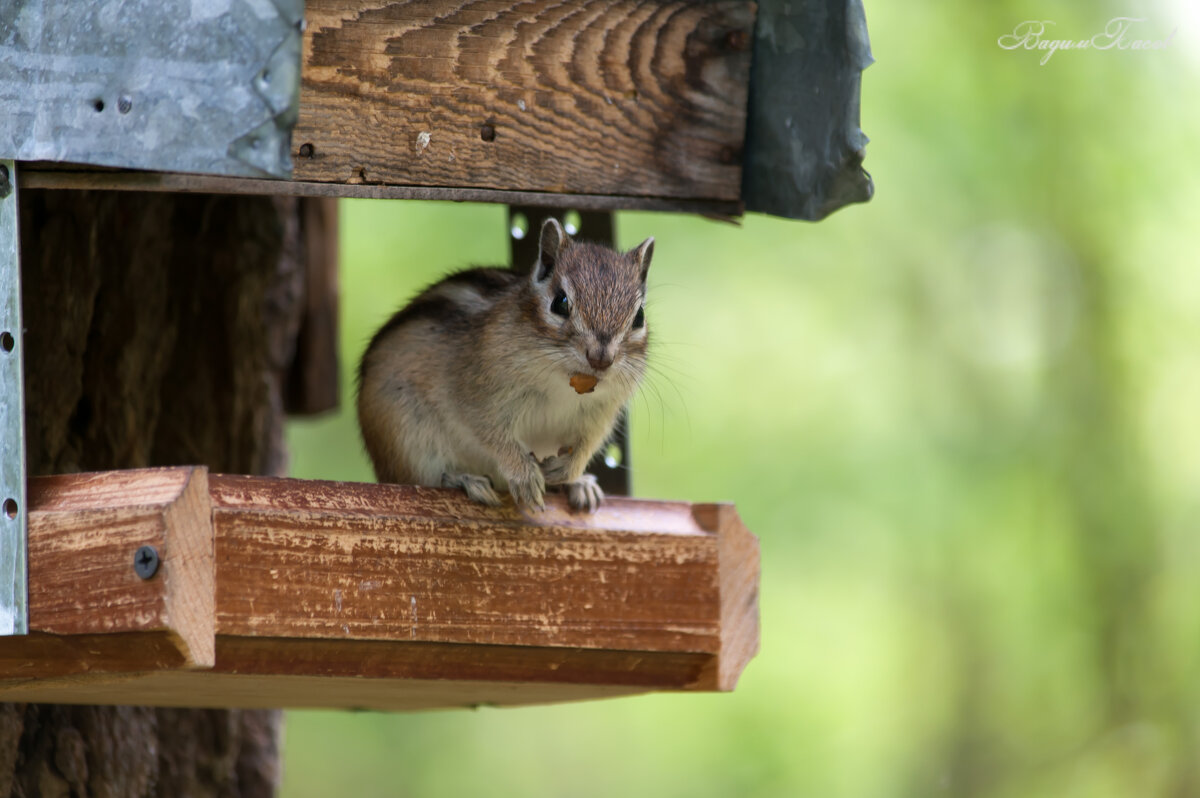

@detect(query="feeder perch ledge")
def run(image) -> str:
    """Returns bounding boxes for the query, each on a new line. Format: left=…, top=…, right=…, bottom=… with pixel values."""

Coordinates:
left=0, top=467, right=760, bottom=711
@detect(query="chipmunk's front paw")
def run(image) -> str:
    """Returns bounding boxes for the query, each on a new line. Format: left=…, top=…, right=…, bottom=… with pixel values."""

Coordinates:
left=539, top=446, right=576, bottom=485
left=442, top=472, right=502, bottom=506
left=565, top=473, right=604, bottom=513
left=506, top=456, right=546, bottom=511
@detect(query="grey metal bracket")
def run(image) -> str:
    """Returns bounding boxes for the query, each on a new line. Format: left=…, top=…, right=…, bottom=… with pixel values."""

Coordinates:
left=0, top=0, right=305, bottom=179
left=0, top=160, right=26, bottom=635
left=507, top=206, right=630, bottom=498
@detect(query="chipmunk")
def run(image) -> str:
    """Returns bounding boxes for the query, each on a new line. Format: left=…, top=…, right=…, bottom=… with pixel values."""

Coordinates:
left=357, top=218, right=653, bottom=512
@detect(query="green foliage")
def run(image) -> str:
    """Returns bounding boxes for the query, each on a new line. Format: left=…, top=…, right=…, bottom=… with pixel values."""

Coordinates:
left=283, top=3, right=1200, bottom=795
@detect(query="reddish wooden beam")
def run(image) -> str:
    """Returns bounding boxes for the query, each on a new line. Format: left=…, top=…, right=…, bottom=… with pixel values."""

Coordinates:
left=0, top=468, right=759, bottom=710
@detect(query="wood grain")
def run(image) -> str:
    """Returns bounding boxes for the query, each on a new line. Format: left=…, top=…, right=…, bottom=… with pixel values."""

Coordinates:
left=210, top=475, right=731, bottom=656
left=18, top=467, right=215, bottom=671
left=293, top=0, right=755, bottom=200
left=1, top=468, right=760, bottom=708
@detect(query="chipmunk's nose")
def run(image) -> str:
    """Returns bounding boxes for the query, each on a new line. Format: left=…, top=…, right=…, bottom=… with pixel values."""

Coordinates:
left=586, top=347, right=614, bottom=372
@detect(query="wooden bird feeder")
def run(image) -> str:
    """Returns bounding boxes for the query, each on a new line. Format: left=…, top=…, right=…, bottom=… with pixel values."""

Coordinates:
left=4, top=467, right=758, bottom=710
left=0, top=0, right=871, bottom=715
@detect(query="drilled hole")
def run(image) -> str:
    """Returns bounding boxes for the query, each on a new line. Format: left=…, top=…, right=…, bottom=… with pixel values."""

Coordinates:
left=0, top=331, right=12, bottom=352
left=92, top=98, right=105, bottom=112
left=510, top=212, right=529, bottom=241
left=298, top=142, right=314, bottom=158
left=480, top=123, right=496, bottom=142
left=564, top=210, right=582, bottom=236
left=3, top=499, right=16, bottom=520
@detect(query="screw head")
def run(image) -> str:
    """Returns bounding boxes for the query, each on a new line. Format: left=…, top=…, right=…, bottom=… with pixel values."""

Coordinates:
left=134, top=545, right=160, bottom=579
left=118, top=95, right=133, bottom=114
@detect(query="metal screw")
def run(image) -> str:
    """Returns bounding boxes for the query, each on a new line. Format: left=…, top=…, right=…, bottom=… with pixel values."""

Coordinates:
left=118, top=95, right=132, bottom=114
left=134, top=545, right=160, bottom=579
left=0, top=165, right=10, bottom=199
left=298, top=142, right=314, bottom=158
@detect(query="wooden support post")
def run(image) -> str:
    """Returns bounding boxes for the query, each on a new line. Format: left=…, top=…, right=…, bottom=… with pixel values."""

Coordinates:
left=0, top=468, right=760, bottom=711
left=3, top=190, right=320, bottom=796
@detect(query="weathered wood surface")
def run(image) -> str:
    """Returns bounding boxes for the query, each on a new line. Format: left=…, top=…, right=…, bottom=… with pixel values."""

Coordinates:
left=294, top=0, right=755, bottom=200
left=12, top=467, right=215, bottom=671
left=211, top=474, right=751, bottom=668
left=17, top=0, right=756, bottom=208
left=0, top=467, right=760, bottom=709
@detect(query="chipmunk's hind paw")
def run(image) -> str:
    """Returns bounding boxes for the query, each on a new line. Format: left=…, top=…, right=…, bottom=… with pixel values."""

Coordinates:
left=565, top=474, right=604, bottom=513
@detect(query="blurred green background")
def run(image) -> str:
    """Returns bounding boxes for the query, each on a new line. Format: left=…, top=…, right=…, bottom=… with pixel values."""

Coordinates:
left=281, top=2, right=1200, bottom=796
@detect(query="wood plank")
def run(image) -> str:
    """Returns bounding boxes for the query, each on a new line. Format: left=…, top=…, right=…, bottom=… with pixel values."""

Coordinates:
left=211, top=637, right=711, bottom=687
left=0, top=468, right=759, bottom=708
left=210, top=475, right=728, bottom=654
left=0, top=670, right=653, bottom=712
left=292, top=0, right=755, bottom=200
left=0, top=636, right=709, bottom=710
left=0, top=632, right=192, bottom=680
left=15, top=467, right=215, bottom=672
left=16, top=167, right=742, bottom=217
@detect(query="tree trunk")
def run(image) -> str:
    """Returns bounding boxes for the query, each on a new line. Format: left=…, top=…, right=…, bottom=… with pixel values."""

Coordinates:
left=0, top=189, right=325, bottom=796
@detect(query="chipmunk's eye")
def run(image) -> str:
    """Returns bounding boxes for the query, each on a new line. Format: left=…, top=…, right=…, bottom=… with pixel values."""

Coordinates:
left=550, top=290, right=570, bottom=318
left=632, top=306, right=645, bottom=329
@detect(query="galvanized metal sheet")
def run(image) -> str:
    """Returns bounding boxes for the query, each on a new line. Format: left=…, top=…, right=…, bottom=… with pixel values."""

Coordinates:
left=0, top=0, right=303, bottom=179
left=0, top=159, right=26, bottom=635
left=742, top=0, right=874, bottom=221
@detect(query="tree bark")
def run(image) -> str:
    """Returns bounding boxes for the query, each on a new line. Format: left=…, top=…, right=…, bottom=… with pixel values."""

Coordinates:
left=1, top=189, right=325, bottom=796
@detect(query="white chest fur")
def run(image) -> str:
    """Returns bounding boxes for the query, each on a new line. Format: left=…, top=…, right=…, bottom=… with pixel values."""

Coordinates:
left=515, top=373, right=617, bottom=460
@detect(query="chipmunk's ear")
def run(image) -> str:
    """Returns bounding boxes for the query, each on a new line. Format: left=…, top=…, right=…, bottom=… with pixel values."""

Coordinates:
left=632, top=237, right=654, bottom=283
left=536, top=218, right=571, bottom=282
